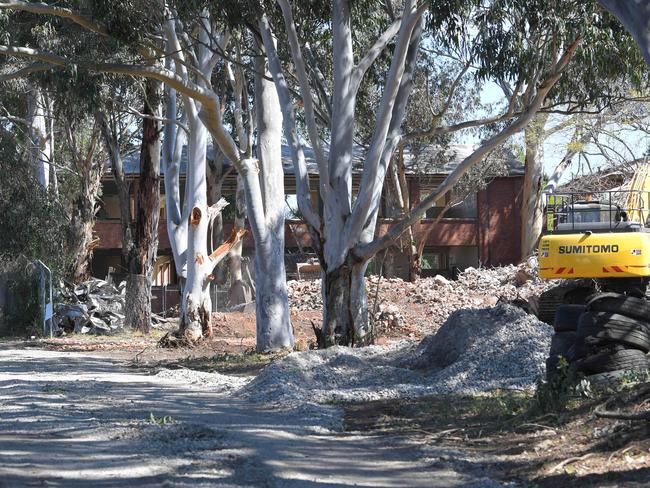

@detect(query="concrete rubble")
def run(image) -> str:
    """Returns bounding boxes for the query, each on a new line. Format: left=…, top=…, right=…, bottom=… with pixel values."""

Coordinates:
left=288, top=260, right=556, bottom=336
left=54, top=278, right=173, bottom=335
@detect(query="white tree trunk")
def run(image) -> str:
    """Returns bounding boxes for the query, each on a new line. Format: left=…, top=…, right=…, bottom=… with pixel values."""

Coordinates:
left=252, top=48, right=293, bottom=352
left=228, top=175, right=251, bottom=306
left=26, top=85, right=51, bottom=189
left=179, top=116, right=213, bottom=341
left=162, top=96, right=188, bottom=281
left=520, top=113, right=549, bottom=260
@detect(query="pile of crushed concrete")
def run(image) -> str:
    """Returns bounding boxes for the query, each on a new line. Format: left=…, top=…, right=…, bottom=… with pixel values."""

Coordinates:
left=239, top=304, right=552, bottom=409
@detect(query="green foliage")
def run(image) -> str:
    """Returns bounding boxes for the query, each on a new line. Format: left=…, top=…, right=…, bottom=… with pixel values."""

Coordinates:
left=89, top=0, right=160, bottom=45
left=0, top=257, right=41, bottom=336
left=0, top=149, right=69, bottom=275
left=468, top=390, right=531, bottom=419
left=149, top=412, right=175, bottom=425
left=532, top=356, right=580, bottom=413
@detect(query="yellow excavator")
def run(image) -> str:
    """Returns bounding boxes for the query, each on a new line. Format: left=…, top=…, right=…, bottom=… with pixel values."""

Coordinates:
left=539, top=163, right=650, bottom=293
left=537, top=164, right=650, bottom=384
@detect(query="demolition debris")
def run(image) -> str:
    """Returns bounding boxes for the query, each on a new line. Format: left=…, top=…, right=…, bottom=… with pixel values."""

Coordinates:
left=287, top=261, right=555, bottom=338
left=54, top=279, right=126, bottom=335
left=54, top=278, right=173, bottom=335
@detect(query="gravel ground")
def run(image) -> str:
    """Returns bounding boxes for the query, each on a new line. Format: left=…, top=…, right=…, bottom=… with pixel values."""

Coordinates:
left=240, top=305, right=552, bottom=414
left=0, top=345, right=512, bottom=487
left=153, top=368, right=250, bottom=392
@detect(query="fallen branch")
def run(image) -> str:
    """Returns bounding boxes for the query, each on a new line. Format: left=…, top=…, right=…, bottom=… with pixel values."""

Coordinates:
left=549, top=453, right=595, bottom=473
left=594, top=407, right=650, bottom=421
left=594, top=383, right=650, bottom=421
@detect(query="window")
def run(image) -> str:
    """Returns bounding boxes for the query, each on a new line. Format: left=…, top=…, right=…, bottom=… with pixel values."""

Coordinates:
left=447, top=192, right=478, bottom=218
left=153, top=256, right=175, bottom=286
left=424, top=194, right=448, bottom=219
left=97, top=194, right=121, bottom=220
left=421, top=253, right=441, bottom=270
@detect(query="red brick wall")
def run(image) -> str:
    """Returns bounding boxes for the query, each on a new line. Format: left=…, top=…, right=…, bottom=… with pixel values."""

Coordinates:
left=375, top=219, right=478, bottom=246
left=94, top=176, right=523, bottom=267
left=477, top=177, right=523, bottom=266
left=95, top=220, right=171, bottom=249
left=96, top=219, right=312, bottom=251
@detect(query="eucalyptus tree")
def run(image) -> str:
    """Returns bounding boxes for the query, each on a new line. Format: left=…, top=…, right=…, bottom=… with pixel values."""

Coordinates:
left=61, top=116, right=106, bottom=282
left=0, top=2, right=248, bottom=340
left=96, top=78, right=168, bottom=333
left=258, top=0, right=616, bottom=346
left=0, top=84, right=68, bottom=270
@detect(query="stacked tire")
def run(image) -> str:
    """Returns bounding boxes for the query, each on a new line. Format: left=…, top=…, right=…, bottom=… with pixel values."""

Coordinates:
left=546, top=294, right=650, bottom=387
left=546, top=304, right=583, bottom=378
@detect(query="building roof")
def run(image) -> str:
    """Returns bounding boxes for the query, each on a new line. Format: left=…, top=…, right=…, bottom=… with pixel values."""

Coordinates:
left=403, top=144, right=524, bottom=177
left=557, top=160, right=641, bottom=194
left=114, top=142, right=524, bottom=178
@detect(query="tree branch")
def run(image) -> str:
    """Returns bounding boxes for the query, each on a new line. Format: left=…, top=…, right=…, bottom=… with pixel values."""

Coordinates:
left=350, top=15, right=403, bottom=95
left=345, top=2, right=426, bottom=247
left=276, top=0, right=328, bottom=195
left=0, top=0, right=110, bottom=38
left=0, top=61, right=55, bottom=82
left=259, top=14, right=321, bottom=231
left=356, top=35, right=584, bottom=259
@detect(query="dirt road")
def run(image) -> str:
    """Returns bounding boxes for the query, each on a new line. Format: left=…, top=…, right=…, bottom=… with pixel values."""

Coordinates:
left=0, top=343, right=506, bottom=487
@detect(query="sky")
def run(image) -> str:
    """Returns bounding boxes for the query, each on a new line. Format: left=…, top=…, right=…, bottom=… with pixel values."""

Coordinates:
left=462, top=81, right=650, bottom=187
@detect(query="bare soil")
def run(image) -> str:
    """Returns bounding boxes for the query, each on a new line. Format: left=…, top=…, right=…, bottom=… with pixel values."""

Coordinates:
left=344, top=390, right=650, bottom=487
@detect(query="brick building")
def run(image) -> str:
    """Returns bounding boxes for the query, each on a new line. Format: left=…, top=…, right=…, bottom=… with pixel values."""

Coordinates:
left=92, top=144, right=524, bottom=307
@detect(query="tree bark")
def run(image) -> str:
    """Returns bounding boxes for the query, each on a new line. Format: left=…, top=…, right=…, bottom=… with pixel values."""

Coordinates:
left=125, top=78, right=162, bottom=334
left=96, top=110, right=134, bottom=263
left=228, top=175, right=251, bottom=306
left=207, top=148, right=226, bottom=309
left=179, top=112, right=213, bottom=341
left=520, top=112, right=549, bottom=260
left=65, top=121, right=104, bottom=284
left=252, top=46, right=294, bottom=352
left=67, top=196, right=96, bottom=282
left=26, top=84, right=51, bottom=189
left=321, top=258, right=370, bottom=347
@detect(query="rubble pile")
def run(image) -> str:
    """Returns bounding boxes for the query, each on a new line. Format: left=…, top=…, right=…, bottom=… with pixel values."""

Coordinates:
left=374, top=302, right=405, bottom=332
left=286, top=279, right=322, bottom=311
left=287, top=261, right=555, bottom=337
left=240, top=304, right=552, bottom=408
left=54, top=279, right=126, bottom=335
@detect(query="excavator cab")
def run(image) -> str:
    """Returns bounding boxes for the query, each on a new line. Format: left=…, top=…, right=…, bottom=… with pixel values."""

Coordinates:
left=553, top=199, right=636, bottom=233
left=539, top=190, right=650, bottom=280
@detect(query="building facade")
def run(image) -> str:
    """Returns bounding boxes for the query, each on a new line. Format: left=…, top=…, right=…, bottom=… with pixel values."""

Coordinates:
left=91, top=144, right=524, bottom=309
